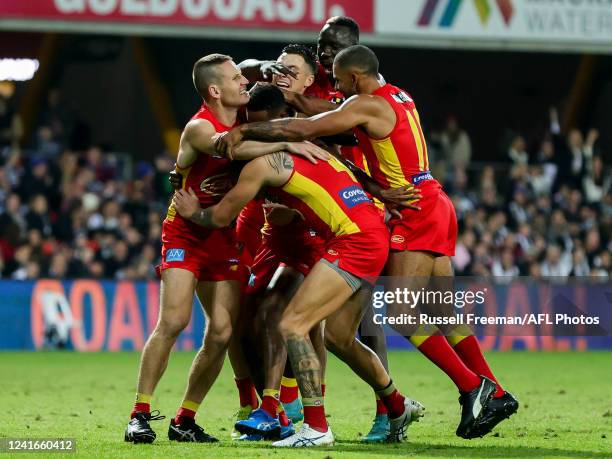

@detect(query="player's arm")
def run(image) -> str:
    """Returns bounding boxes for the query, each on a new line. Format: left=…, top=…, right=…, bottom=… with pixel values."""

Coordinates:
left=216, top=96, right=376, bottom=157
left=172, top=159, right=270, bottom=228
left=178, top=117, right=323, bottom=167
left=172, top=152, right=292, bottom=228
left=282, top=89, right=339, bottom=117
left=238, top=59, right=297, bottom=82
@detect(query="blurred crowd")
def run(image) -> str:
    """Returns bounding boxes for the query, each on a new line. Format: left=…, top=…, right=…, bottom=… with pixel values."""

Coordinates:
left=0, top=89, right=610, bottom=281
left=0, top=90, right=174, bottom=280
left=432, top=110, right=611, bottom=281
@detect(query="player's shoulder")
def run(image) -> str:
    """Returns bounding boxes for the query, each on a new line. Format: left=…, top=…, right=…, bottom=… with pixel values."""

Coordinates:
left=183, top=117, right=216, bottom=137
left=342, top=93, right=390, bottom=114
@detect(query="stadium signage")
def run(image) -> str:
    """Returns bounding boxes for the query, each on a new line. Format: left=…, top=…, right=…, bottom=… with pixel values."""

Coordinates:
left=0, top=0, right=373, bottom=32
left=376, top=0, right=612, bottom=52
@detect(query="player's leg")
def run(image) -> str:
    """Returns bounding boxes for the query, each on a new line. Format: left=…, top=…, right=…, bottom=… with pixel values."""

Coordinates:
left=387, top=250, right=496, bottom=438
left=228, top=294, right=260, bottom=439
left=357, top=305, right=390, bottom=443
left=236, top=266, right=303, bottom=440
left=432, top=256, right=519, bottom=435
left=324, top=287, right=424, bottom=442
left=168, top=279, right=241, bottom=443
left=125, top=268, right=197, bottom=443
left=272, top=261, right=355, bottom=447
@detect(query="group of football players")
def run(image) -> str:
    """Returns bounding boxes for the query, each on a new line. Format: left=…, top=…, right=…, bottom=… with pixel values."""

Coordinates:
left=124, top=16, right=518, bottom=448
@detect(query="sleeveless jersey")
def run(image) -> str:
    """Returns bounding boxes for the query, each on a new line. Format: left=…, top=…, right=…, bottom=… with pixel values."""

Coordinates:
left=266, top=155, right=385, bottom=242
left=166, top=104, right=237, bottom=221
left=354, top=83, right=440, bottom=195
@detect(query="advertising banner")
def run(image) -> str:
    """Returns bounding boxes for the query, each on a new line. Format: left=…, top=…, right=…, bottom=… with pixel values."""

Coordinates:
left=0, top=0, right=373, bottom=32
left=1, top=278, right=611, bottom=351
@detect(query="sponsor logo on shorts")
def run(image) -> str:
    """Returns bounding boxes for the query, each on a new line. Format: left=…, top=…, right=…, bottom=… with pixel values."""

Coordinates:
left=412, top=171, right=433, bottom=185
left=339, top=185, right=371, bottom=208
left=166, top=248, right=185, bottom=262
left=391, top=235, right=405, bottom=244
left=327, top=249, right=338, bottom=256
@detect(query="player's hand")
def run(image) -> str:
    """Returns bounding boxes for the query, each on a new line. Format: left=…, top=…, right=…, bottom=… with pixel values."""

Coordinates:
left=285, top=140, right=330, bottom=164
left=260, top=61, right=297, bottom=80
left=168, top=168, right=182, bottom=190
left=215, top=128, right=243, bottom=160
left=380, top=185, right=422, bottom=211
left=172, top=188, right=201, bottom=220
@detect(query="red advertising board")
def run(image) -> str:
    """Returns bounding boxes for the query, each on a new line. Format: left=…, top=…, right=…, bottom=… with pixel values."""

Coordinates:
left=0, top=0, right=373, bottom=32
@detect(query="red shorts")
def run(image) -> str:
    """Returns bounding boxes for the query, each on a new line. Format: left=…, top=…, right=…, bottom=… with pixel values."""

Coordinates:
left=157, top=217, right=246, bottom=282
left=322, top=227, right=389, bottom=282
left=236, top=199, right=265, bottom=267
left=248, top=226, right=325, bottom=294
left=389, top=187, right=457, bottom=256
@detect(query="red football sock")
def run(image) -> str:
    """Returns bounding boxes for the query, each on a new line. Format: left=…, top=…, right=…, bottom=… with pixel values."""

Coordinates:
left=453, top=336, right=504, bottom=398
left=280, top=377, right=299, bottom=404
left=131, top=393, right=151, bottom=418
left=375, top=394, right=388, bottom=416
left=303, top=397, right=327, bottom=433
left=174, top=399, right=199, bottom=424
left=235, top=377, right=259, bottom=408
left=375, top=382, right=406, bottom=419
left=414, top=335, right=481, bottom=393
left=261, top=389, right=280, bottom=418
left=278, top=409, right=290, bottom=427
left=321, top=383, right=326, bottom=397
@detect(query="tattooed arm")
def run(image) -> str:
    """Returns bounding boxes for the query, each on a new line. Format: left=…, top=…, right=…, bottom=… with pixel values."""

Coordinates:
left=172, top=152, right=294, bottom=228
left=215, top=95, right=388, bottom=158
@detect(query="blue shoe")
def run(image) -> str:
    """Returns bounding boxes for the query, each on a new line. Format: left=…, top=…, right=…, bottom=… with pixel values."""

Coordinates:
left=361, top=414, right=390, bottom=443
left=235, top=408, right=281, bottom=439
left=237, top=433, right=265, bottom=441
left=279, top=419, right=295, bottom=439
left=282, top=398, right=304, bottom=423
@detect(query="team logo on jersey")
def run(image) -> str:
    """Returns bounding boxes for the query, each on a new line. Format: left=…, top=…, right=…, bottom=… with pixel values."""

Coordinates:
left=391, top=91, right=412, bottom=104
left=200, top=173, right=233, bottom=196
left=339, top=185, right=371, bottom=208
left=391, top=235, right=405, bottom=244
left=330, top=96, right=344, bottom=104
left=166, top=248, right=185, bottom=262
left=327, top=249, right=338, bottom=256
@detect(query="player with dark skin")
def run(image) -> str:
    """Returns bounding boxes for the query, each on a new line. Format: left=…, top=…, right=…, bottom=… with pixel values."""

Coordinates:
left=216, top=45, right=511, bottom=440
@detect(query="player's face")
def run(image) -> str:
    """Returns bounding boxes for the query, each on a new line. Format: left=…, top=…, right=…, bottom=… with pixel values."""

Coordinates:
left=216, top=60, right=250, bottom=107
left=317, top=25, right=355, bottom=75
left=332, top=64, right=357, bottom=97
left=272, top=53, right=314, bottom=95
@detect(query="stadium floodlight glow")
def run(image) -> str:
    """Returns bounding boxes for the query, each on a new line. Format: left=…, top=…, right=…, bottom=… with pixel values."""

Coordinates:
left=0, top=58, right=40, bottom=81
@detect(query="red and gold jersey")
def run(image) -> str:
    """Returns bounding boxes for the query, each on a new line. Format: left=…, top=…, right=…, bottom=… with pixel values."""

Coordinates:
left=354, top=83, right=440, bottom=195
left=166, top=104, right=238, bottom=221
left=266, top=155, right=385, bottom=241
left=305, top=62, right=368, bottom=173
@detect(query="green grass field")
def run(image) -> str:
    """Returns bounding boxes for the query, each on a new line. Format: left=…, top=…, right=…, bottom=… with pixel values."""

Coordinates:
left=1, top=351, right=611, bottom=458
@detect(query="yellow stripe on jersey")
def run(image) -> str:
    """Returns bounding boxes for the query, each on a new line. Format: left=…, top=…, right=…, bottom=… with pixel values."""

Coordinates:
left=368, top=137, right=410, bottom=188
left=282, top=172, right=361, bottom=236
left=327, top=156, right=358, bottom=182
left=405, top=110, right=426, bottom=172
left=166, top=166, right=191, bottom=221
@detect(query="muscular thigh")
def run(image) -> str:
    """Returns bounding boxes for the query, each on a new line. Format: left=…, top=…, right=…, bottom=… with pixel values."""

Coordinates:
left=196, top=280, right=242, bottom=331
left=159, top=268, right=198, bottom=326
left=282, top=261, right=354, bottom=334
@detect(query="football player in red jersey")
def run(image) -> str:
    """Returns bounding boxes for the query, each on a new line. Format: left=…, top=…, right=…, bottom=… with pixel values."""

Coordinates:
left=124, top=54, right=329, bottom=445
left=172, top=146, right=425, bottom=447
left=240, top=20, right=393, bottom=441
left=216, top=45, right=517, bottom=440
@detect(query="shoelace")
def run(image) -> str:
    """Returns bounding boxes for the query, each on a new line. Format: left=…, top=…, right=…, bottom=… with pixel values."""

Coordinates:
left=148, top=410, right=166, bottom=421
